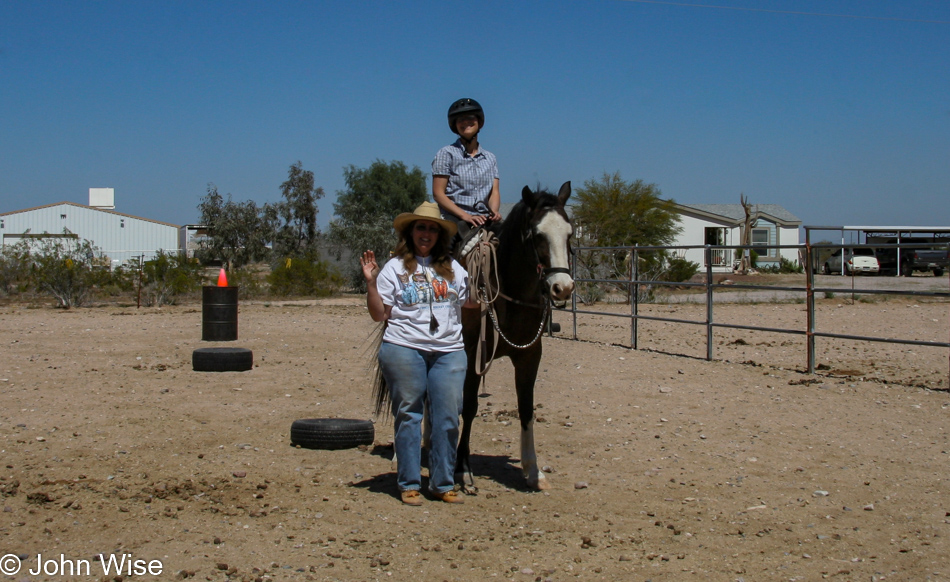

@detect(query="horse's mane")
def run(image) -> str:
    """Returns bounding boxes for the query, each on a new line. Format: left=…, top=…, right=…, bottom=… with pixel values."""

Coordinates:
left=497, top=188, right=561, bottom=251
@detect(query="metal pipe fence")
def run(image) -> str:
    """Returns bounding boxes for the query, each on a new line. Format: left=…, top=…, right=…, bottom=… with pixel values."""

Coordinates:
left=567, top=243, right=950, bottom=384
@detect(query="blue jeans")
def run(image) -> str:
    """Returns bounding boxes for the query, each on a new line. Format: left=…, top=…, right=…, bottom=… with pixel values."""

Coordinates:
left=378, top=342, right=466, bottom=494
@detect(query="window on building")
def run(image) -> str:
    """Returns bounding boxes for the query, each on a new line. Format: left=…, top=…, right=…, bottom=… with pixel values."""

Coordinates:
left=61, top=214, right=67, bottom=220
left=752, top=228, right=769, bottom=246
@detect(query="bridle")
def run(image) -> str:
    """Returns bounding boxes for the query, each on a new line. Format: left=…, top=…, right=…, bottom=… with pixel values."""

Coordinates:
left=498, top=216, right=571, bottom=309
left=470, top=210, right=572, bottom=374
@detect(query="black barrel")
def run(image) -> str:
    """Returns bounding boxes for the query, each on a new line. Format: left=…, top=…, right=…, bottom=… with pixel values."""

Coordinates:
left=202, top=286, right=239, bottom=341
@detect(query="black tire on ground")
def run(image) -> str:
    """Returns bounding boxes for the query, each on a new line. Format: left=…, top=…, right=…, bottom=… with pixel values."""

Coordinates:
left=290, top=418, right=375, bottom=450
left=822, top=263, right=832, bottom=275
left=933, top=269, right=944, bottom=277
left=192, top=347, right=253, bottom=372
left=901, top=262, right=913, bottom=277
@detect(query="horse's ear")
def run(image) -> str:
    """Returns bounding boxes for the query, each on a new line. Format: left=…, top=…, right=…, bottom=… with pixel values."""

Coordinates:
left=521, top=185, right=539, bottom=206
left=557, top=181, right=571, bottom=205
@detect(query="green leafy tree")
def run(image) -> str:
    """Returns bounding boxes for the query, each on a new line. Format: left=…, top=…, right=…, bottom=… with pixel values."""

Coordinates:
left=329, top=160, right=428, bottom=289
left=196, top=184, right=272, bottom=269
left=29, top=232, right=107, bottom=308
left=267, top=161, right=325, bottom=258
left=573, top=172, right=691, bottom=303
left=574, top=172, right=681, bottom=248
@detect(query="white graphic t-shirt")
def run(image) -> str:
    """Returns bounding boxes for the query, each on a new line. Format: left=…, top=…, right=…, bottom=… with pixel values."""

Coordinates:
left=376, top=256, right=469, bottom=351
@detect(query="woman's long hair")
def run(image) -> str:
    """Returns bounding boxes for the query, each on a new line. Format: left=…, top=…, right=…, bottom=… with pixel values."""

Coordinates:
left=393, top=221, right=455, bottom=281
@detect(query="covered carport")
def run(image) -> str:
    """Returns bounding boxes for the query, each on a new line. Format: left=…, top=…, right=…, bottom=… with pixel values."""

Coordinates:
left=804, top=225, right=950, bottom=276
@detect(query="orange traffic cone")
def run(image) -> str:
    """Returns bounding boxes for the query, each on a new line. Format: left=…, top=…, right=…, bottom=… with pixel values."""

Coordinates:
left=217, top=268, right=228, bottom=287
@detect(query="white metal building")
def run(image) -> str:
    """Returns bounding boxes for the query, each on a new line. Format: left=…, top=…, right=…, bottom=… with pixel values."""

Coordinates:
left=1, top=189, right=180, bottom=266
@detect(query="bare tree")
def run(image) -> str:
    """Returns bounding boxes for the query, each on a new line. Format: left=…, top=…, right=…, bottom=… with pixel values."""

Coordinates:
left=737, top=194, right=754, bottom=275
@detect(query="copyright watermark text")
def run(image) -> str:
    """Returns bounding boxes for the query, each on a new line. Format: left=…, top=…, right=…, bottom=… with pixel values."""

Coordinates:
left=1, top=553, right=163, bottom=577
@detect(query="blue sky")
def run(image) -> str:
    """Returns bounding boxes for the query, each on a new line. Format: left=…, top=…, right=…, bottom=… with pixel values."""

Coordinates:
left=2, top=0, right=948, bottom=238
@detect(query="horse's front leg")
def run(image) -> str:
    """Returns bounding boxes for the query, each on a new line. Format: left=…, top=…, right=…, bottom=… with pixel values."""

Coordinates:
left=455, top=366, right=481, bottom=492
left=456, top=307, right=482, bottom=493
left=512, top=346, right=550, bottom=491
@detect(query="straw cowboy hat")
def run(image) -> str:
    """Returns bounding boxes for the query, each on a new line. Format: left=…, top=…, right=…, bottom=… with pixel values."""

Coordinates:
left=392, top=201, right=458, bottom=238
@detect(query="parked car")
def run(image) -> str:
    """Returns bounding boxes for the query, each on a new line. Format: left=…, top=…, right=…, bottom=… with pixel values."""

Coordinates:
left=821, top=248, right=879, bottom=276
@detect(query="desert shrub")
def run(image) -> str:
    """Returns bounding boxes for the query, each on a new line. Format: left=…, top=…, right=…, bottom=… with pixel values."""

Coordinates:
left=574, top=281, right=606, bottom=305
left=29, top=235, right=107, bottom=308
left=0, top=240, right=32, bottom=296
left=759, top=257, right=803, bottom=274
left=268, top=254, right=343, bottom=297
left=572, top=247, right=699, bottom=304
left=141, top=251, right=202, bottom=306
left=572, top=248, right=696, bottom=304
left=660, top=257, right=700, bottom=282
left=220, top=267, right=267, bottom=300
left=104, top=265, right=139, bottom=296
left=572, top=249, right=615, bottom=305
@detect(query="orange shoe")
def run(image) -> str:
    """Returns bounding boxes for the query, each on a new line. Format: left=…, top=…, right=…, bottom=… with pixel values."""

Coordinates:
left=400, top=490, right=423, bottom=506
left=433, top=489, right=464, bottom=504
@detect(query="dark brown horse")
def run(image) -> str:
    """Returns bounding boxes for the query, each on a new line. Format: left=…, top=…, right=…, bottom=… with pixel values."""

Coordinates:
left=456, top=182, right=574, bottom=491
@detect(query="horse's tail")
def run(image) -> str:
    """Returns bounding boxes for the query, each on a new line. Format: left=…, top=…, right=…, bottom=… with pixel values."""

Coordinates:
left=368, top=321, right=391, bottom=418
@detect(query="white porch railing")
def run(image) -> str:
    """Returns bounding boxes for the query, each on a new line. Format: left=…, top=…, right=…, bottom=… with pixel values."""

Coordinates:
left=709, top=248, right=733, bottom=267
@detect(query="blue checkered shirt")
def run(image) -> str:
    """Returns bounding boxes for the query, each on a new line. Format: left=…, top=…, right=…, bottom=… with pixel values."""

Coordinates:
left=432, top=140, right=498, bottom=216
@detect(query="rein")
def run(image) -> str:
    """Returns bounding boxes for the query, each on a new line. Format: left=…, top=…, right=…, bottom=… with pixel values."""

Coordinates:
left=485, top=290, right=550, bottom=350
left=465, top=224, right=561, bottom=377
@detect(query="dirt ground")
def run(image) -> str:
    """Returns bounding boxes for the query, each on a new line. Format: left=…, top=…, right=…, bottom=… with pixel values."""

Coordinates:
left=2, top=288, right=950, bottom=582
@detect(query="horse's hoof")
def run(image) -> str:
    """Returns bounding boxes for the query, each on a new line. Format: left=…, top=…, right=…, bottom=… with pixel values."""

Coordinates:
left=456, top=471, right=476, bottom=490
left=527, top=474, right=551, bottom=491
left=461, top=484, right=478, bottom=495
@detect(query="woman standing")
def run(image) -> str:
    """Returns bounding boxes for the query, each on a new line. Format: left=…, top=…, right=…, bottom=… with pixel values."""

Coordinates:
left=361, top=202, right=470, bottom=505
left=432, top=98, right=502, bottom=238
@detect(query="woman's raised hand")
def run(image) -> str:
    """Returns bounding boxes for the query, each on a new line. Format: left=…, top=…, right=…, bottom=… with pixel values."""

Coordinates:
left=360, top=250, right=380, bottom=282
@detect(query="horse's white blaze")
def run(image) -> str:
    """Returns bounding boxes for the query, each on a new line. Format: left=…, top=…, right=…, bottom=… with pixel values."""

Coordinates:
left=537, top=211, right=574, bottom=300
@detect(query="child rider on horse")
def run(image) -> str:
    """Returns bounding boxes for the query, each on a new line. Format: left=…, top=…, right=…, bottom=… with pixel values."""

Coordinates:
left=432, top=98, right=502, bottom=243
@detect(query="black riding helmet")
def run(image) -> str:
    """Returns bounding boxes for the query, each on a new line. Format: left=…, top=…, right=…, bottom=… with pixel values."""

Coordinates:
left=447, top=98, right=484, bottom=134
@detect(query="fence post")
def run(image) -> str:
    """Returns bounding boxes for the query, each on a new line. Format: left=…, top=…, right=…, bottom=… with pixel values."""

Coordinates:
left=631, top=244, right=639, bottom=349
left=705, top=245, right=714, bottom=361
left=571, top=246, right=578, bottom=341
left=806, top=232, right=816, bottom=373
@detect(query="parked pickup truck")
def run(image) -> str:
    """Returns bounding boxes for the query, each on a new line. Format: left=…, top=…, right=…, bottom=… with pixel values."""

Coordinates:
left=875, top=247, right=949, bottom=277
